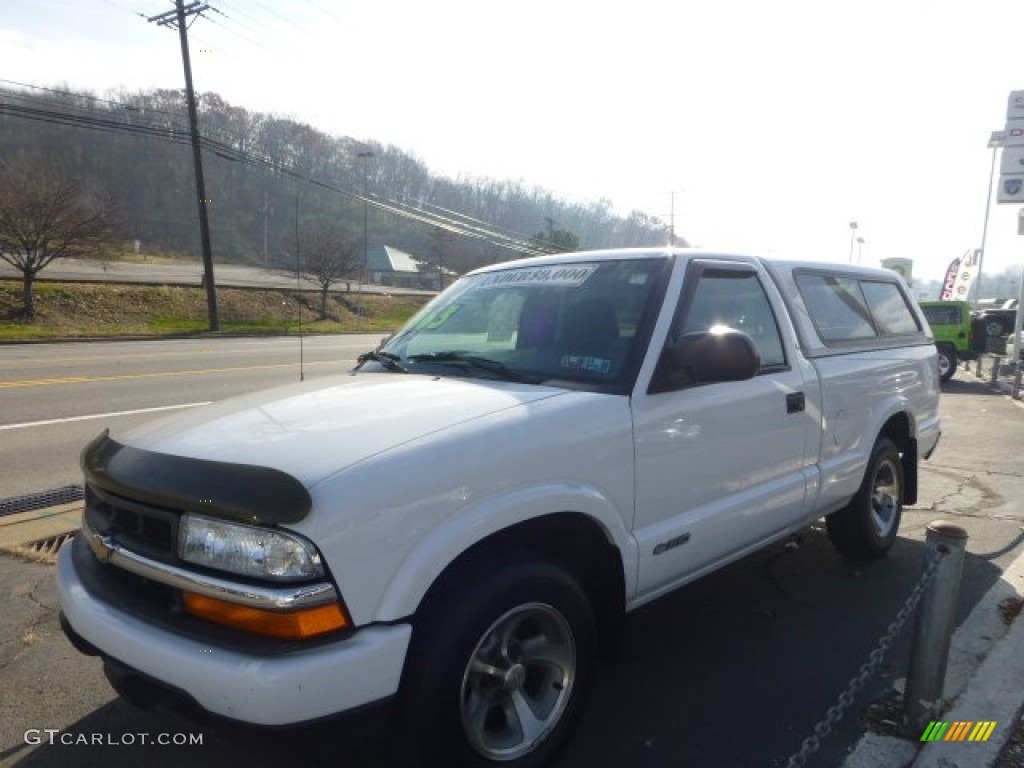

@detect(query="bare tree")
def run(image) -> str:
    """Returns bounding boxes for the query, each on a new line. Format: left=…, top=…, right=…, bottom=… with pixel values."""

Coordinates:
left=282, top=226, right=360, bottom=319
left=0, top=157, right=118, bottom=316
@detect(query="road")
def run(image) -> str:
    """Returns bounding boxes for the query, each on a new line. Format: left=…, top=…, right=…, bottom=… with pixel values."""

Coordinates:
left=1, top=368, right=1023, bottom=768
left=0, top=258, right=434, bottom=295
left=0, top=335, right=377, bottom=500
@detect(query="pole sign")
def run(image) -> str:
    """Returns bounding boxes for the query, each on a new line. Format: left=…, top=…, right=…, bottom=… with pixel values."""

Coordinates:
left=998, top=93, right=1024, bottom=203
left=1008, top=91, right=1024, bottom=120
left=1001, top=145, right=1024, bottom=174
left=998, top=174, right=1024, bottom=203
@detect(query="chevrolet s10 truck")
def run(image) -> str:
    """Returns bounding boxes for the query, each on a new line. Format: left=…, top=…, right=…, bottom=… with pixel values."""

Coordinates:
left=57, top=248, right=941, bottom=767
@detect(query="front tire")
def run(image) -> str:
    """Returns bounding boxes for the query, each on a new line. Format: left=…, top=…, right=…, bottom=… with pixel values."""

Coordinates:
left=826, top=438, right=904, bottom=560
left=401, top=555, right=596, bottom=768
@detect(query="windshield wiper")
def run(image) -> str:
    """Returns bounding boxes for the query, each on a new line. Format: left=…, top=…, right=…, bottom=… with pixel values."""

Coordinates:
left=406, top=351, right=543, bottom=384
left=356, top=349, right=408, bottom=373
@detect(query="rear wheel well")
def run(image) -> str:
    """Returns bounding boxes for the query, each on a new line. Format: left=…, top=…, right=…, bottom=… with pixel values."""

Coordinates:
left=879, top=413, right=917, bottom=506
left=410, top=512, right=626, bottom=663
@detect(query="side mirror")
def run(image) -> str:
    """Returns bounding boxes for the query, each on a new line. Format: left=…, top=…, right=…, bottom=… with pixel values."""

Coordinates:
left=666, top=328, right=760, bottom=384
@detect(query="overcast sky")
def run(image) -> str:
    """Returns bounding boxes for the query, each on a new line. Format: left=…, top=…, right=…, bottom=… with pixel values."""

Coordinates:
left=4, top=0, right=1024, bottom=285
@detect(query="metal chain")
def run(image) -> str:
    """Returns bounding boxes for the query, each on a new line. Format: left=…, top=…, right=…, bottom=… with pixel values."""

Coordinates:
left=783, top=548, right=947, bottom=768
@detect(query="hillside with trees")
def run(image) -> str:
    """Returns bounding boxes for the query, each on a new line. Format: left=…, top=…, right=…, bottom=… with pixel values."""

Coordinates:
left=0, top=84, right=672, bottom=278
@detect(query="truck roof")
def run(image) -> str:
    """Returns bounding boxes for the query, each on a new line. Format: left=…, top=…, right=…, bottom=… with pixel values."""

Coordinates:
left=467, top=247, right=906, bottom=280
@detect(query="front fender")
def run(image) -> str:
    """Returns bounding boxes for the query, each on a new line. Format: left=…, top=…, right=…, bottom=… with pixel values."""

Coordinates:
left=372, top=483, right=637, bottom=622
left=291, top=389, right=637, bottom=626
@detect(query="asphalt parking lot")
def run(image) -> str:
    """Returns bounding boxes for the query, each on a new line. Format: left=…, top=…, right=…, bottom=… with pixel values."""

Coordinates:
left=1, top=371, right=1023, bottom=768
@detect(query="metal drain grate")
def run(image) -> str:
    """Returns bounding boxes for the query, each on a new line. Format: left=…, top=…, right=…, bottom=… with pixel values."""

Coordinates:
left=0, top=486, right=84, bottom=518
left=19, top=531, right=77, bottom=558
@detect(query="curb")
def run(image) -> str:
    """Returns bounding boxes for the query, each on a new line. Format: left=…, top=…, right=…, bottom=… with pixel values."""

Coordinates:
left=842, top=546, right=1024, bottom=767
left=0, top=503, right=82, bottom=562
left=912, top=603, right=1024, bottom=766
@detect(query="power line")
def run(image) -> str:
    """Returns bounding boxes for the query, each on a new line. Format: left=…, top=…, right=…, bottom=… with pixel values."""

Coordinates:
left=208, top=2, right=283, bottom=42
left=0, top=78, right=189, bottom=120
left=204, top=8, right=285, bottom=55
left=204, top=137, right=551, bottom=255
left=0, top=102, right=194, bottom=146
left=0, top=87, right=193, bottom=135
left=0, top=88, right=556, bottom=256
left=240, top=0, right=316, bottom=36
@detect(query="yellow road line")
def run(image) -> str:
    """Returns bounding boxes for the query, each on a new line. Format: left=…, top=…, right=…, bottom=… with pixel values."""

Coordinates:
left=1, top=340, right=359, bottom=368
left=0, top=361, right=341, bottom=389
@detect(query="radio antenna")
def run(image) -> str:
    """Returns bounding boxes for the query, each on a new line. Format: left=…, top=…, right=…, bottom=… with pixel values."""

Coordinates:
left=295, top=193, right=305, bottom=381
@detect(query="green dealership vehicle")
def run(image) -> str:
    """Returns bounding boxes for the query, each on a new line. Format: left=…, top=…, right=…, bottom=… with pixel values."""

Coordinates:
left=918, top=300, right=986, bottom=381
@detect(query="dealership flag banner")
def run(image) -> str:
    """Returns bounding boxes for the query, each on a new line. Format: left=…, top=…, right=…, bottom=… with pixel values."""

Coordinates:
left=950, top=249, right=980, bottom=300
left=939, top=255, right=962, bottom=300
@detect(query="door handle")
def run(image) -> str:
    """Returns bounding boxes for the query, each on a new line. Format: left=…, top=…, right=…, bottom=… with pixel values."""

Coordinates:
left=786, top=392, right=805, bottom=414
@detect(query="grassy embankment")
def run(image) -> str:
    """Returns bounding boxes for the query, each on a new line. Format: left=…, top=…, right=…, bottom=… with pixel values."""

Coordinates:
left=0, top=281, right=429, bottom=341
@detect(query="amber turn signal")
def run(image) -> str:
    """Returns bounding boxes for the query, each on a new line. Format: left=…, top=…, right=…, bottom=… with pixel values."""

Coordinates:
left=183, top=592, right=349, bottom=639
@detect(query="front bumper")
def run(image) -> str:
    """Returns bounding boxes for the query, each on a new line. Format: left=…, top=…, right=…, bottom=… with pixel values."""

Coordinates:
left=56, top=542, right=412, bottom=726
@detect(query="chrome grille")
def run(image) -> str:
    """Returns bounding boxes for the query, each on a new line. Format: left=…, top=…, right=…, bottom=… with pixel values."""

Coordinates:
left=85, top=484, right=180, bottom=562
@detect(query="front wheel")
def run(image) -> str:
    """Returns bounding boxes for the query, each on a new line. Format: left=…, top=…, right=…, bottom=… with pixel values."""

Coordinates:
left=401, top=555, right=596, bottom=768
left=826, top=438, right=904, bottom=559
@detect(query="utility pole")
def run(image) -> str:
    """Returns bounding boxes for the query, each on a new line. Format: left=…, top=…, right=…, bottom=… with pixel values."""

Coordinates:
left=263, top=188, right=270, bottom=267
left=148, top=0, right=219, bottom=331
left=357, top=150, right=373, bottom=327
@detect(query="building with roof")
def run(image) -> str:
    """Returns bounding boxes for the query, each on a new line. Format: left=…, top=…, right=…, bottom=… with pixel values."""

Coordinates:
left=365, top=245, right=454, bottom=290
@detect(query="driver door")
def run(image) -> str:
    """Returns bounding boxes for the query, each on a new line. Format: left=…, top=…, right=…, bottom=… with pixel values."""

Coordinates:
left=631, top=260, right=816, bottom=601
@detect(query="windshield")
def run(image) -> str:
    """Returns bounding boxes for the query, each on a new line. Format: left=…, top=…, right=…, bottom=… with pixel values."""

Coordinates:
left=375, top=257, right=669, bottom=391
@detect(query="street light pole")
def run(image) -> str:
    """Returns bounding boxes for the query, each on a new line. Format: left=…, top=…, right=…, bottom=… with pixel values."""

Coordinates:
left=357, top=150, right=373, bottom=326
left=857, top=236, right=865, bottom=264
left=974, top=131, right=1006, bottom=303
left=848, top=221, right=859, bottom=263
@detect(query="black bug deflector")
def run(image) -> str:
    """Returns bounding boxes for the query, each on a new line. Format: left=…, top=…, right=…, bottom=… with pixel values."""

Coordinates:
left=81, top=431, right=311, bottom=525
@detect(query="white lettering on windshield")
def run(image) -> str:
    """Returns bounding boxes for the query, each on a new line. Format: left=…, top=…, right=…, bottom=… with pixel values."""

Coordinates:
left=475, top=264, right=598, bottom=289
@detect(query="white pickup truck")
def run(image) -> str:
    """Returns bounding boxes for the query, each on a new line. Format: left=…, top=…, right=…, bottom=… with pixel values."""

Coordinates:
left=57, top=248, right=941, bottom=767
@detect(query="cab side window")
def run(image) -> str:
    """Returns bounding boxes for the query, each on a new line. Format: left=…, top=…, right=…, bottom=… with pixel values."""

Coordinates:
left=652, top=268, right=786, bottom=392
left=795, top=273, right=921, bottom=344
left=681, top=270, right=787, bottom=370
left=795, top=274, right=876, bottom=342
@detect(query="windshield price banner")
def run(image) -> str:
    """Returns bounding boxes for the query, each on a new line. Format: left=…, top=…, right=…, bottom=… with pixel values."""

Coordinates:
left=474, top=264, right=598, bottom=289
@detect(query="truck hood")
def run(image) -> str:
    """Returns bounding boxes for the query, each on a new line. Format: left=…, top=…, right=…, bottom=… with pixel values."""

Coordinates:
left=117, top=373, right=567, bottom=488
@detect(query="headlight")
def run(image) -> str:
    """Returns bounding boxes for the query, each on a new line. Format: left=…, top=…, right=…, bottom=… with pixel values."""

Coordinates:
left=178, top=514, right=324, bottom=582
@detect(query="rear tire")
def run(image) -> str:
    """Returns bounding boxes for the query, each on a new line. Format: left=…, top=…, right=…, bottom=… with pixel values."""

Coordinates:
left=826, top=438, right=904, bottom=560
left=936, top=345, right=956, bottom=382
left=401, top=555, right=596, bottom=768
